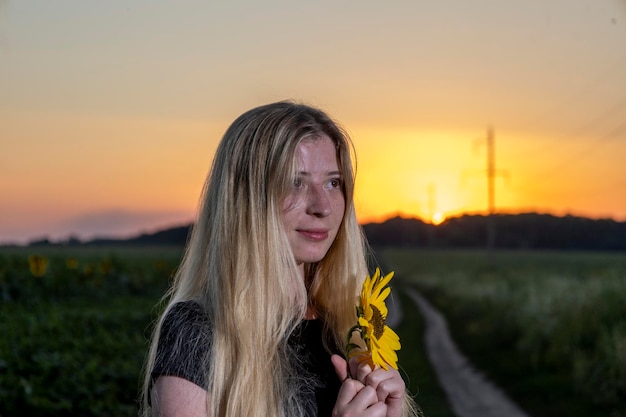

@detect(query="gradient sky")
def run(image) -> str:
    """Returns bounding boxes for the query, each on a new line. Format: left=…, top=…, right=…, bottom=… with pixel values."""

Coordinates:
left=1, top=0, right=626, bottom=244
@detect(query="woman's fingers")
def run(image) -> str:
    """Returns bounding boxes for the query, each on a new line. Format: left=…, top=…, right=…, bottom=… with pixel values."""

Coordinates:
left=365, top=368, right=404, bottom=399
left=348, top=354, right=373, bottom=383
left=334, top=381, right=387, bottom=417
left=356, top=361, right=373, bottom=383
left=364, top=367, right=406, bottom=417
left=345, top=355, right=407, bottom=417
left=331, top=354, right=350, bottom=382
left=332, top=355, right=389, bottom=417
left=335, top=354, right=376, bottom=385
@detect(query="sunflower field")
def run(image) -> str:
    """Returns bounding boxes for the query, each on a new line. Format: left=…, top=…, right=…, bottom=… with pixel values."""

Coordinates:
left=0, top=246, right=182, bottom=416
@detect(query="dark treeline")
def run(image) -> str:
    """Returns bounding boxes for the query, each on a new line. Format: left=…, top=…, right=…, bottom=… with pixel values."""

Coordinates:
left=28, top=226, right=192, bottom=248
left=364, top=213, right=626, bottom=251
left=26, top=213, right=626, bottom=251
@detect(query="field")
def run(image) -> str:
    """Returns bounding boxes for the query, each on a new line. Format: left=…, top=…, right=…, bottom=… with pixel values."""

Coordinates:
left=1, top=246, right=624, bottom=416
left=0, top=246, right=183, bottom=416
left=383, top=248, right=626, bottom=417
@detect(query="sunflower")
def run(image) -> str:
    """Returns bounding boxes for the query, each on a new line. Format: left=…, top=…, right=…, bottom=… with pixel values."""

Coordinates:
left=28, top=254, right=48, bottom=278
left=347, top=268, right=401, bottom=370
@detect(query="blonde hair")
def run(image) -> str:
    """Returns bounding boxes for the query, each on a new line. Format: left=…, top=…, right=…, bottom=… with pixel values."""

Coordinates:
left=142, top=101, right=417, bottom=417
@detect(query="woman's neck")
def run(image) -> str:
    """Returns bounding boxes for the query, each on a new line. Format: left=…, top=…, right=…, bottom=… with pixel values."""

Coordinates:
left=304, top=304, right=318, bottom=320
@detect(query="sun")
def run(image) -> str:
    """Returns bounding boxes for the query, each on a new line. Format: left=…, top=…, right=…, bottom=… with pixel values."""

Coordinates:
left=431, top=212, right=446, bottom=225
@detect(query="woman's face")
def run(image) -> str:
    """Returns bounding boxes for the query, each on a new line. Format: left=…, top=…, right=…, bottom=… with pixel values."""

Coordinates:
left=281, top=135, right=345, bottom=270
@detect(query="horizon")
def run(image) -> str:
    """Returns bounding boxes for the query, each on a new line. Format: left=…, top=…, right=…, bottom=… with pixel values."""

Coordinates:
left=2, top=1, right=626, bottom=245
left=3, top=208, right=624, bottom=247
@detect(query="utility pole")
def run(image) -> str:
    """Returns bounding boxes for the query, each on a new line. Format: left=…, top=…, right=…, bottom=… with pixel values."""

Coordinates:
left=474, top=126, right=508, bottom=255
left=427, top=183, right=436, bottom=222
left=486, top=126, right=496, bottom=251
left=427, top=183, right=436, bottom=246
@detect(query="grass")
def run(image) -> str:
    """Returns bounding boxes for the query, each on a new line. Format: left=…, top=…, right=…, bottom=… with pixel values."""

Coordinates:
left=383, top=248, right=626, bottom=417
left=6, top=245, right=623, bottom=416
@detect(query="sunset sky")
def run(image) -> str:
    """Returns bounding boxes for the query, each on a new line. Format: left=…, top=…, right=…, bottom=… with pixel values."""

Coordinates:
left=1, top=1, right=626, bottom=244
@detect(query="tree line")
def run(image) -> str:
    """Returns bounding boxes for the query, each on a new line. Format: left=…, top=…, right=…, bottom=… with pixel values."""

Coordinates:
left=363, top=213, right=626, bottom=251
left=27, top=212, right=626, bottom=251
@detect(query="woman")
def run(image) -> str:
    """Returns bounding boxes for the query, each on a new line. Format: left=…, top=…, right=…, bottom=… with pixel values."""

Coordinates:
left=141, top=101, right=419, bottom=417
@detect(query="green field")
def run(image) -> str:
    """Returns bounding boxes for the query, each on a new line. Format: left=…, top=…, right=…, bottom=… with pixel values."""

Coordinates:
left=0, top=246, right=182, bottom=416
left=2, top=246, right=624, bottom=417
left=0, top=245, right=452, bottom=416
left=384, top=248, right=626, bottom=417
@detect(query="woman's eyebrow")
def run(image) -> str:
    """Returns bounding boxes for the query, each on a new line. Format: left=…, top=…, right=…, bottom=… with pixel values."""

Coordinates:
left=296, top=171, right=342, bottom=176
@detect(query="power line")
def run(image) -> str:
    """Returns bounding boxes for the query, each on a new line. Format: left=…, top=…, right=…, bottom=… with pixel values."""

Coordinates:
left=514, top=53, right=626, bottom=134
left=521, top=118, right=626, bottom=185
left=510, top=93, right=626, bottom=164
left=501, top=52, right=626, bottom=165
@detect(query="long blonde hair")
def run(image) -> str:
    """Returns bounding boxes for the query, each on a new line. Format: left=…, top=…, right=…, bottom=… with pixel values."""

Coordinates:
left=142, top=101, right=415, bottom=416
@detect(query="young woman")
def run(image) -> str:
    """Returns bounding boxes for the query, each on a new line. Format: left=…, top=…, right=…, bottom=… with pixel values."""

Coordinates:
left=141, top=101, right=419, bottom=417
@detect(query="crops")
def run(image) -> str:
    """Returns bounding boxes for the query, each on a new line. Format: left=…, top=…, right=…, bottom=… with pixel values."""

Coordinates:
left=2, top=246, right=625, bottom=416
left=0, top=246, right=182, bottom=416
left=383, top=248, right=626, bottom=417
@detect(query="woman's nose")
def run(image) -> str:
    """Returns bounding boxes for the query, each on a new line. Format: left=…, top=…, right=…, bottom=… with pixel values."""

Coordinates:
left=305, top=185, right=331, bottom=217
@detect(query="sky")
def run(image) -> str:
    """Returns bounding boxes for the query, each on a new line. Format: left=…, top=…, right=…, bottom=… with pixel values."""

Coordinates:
left=1, top=0, right=626, bottom=244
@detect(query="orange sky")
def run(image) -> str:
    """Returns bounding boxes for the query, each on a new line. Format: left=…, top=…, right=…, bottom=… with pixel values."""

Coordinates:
left=1, top=1, right=626, bottom=244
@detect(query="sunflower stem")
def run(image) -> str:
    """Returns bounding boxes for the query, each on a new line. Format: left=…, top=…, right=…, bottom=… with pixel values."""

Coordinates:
left=346, top=324, right=362, bottom=344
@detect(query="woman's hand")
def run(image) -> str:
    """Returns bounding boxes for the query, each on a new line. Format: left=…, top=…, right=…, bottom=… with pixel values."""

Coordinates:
left=331, top=354, right=405, bottom=417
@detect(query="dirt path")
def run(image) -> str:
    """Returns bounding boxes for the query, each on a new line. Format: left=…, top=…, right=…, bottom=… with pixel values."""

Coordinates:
left=403, top=287, right=531, bottom=417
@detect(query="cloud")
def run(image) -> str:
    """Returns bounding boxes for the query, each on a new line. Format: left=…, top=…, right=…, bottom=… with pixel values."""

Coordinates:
left=0, top=209, right=194, bottom=245
left=55, top=209, right=194, bottom=239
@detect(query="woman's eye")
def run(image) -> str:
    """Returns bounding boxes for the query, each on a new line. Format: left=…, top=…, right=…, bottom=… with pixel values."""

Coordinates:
left=293, top=177, right=303, bottom=188
left=329, top=178, right=342, bottom=188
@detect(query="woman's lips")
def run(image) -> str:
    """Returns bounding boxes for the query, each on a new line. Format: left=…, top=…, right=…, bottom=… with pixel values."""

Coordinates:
left=297, top=229, right=329, bottom=241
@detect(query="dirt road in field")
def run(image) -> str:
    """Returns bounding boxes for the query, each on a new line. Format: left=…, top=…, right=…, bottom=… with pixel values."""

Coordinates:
left=399, top=287, right=531, bottom=417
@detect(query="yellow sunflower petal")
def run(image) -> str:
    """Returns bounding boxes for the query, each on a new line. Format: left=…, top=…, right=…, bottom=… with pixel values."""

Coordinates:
left=371, top=348, right=385, bottom=369
left=373, top=286, right=391, bottom=305
left=372, top=291, right=390, bottom=318
left=373, top=337, right=398, bottom=368
left=380, top=342, right=399, bottom=359
left=371, top=271, right=394, bottom=299
left=380, top=351, right=398, bottom=370
left=361, top=276, right=373, bottom=307
left=370, top=293, right=389, bottom=319
left=362, top=274, right=372, bottom=296
left=380, top=327, right=401, bottom=350
left=373, top=344, right=396, bottom=370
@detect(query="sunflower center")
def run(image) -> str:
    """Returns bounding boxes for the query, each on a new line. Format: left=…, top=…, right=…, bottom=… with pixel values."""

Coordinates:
left=370, top=305, right=385, bottom=339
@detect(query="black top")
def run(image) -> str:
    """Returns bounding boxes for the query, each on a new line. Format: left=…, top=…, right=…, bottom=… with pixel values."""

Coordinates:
left=151, top=301, right=342, bottom=416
